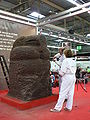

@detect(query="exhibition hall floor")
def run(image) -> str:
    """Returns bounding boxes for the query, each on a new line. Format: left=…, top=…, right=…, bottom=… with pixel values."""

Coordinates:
left=0, top=82, right=90, bottom=120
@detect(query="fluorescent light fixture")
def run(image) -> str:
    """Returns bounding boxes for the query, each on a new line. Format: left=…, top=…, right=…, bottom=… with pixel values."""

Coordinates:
left=66, top=0, right=80, bottom=6
left=87, top=34, right=90, bottom=37
left=38, top=31, right=90, bottom=45
left=38, top=31, right=60, bottom=38
left=29, top=12, right=45, bottom=19
left=0, top=14, right=36, bottom=26
left=88, top=10, right=90, bottom=14
left=49, top=10, right=52, bottom=13
left=85, top=43, right=90, bottom=45
left=0, top=10, right=36, bottom=23
left=55, top=39, right=63, bottom=42
left=67, top=0, right=90, bottom=15
left=68, top=38, right=74, bottom=41
left=47, top=45, right=60, bottom=49
left=60, top=36, right=67, bottom=40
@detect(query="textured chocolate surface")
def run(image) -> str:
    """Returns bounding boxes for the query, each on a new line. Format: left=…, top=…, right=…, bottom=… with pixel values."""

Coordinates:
left=8, top=35, right=52, bottom=101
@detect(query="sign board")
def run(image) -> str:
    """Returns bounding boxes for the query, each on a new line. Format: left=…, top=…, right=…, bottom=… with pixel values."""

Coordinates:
left=0, top=18, right=36, bottom=89
left=77, top=46, right=82, bottom=50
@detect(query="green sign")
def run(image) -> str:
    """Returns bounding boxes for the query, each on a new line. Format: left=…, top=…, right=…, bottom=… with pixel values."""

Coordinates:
left=77, top=46, right=82, bottom=50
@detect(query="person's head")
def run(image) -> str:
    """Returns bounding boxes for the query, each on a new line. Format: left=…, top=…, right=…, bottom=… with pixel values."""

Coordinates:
left=58, top=47, right=65, bottom=55
left=64, top=49, right=73, bottom=58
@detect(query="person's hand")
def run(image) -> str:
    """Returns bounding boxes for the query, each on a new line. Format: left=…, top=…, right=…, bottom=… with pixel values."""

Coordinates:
left=53, top=56, right=56, bottom=61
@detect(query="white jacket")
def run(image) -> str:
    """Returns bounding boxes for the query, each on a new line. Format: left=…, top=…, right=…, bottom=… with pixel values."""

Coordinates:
left=59, top=58, right=76, bottom=76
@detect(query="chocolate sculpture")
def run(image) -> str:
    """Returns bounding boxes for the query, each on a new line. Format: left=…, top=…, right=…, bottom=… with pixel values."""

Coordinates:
left=8, top=35, right=52, bottom=101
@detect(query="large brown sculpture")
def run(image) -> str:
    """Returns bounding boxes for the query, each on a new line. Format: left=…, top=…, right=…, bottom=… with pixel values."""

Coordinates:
left=8, top=35, right=52, bottom=101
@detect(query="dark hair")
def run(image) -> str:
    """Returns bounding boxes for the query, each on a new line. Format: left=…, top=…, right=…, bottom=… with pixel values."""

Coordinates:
left=64, top=49, right=73, bottom=58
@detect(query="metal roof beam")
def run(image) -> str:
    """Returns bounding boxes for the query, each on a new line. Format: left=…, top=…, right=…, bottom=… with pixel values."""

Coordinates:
left=40, top=0, right=90, bottom=25
left=38, top=7, right=90, bottom=26
left=41, top=0, right=64, bottom=11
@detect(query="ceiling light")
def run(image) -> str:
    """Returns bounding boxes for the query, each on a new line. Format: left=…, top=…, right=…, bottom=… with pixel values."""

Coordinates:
left=17, top=10, right=20, bottom=13
left=49, top=32, right=52, bottom=36
left=48, top=19, right=50, bottom=21
left=47, top=45, right=60, bottom=49
left=88, top=10, right=90, bottom=14
left=29, top=12, right=45, bottom=19
left=86, top=34, right=90, bottom=38
left=55, top=39, right=63, bottom=42
left=49, top=10, right=52, bottom=13
left=67, top=0, right=90, bottom=15
left=66, top=0, right=80, bottom=6
left=58, top=33, right=61, bottom=37
left=67, top=36, right=70, bottom=38
left=0, top=10, right=36, bottom=23
left=0, top=14, right=36, bottom=26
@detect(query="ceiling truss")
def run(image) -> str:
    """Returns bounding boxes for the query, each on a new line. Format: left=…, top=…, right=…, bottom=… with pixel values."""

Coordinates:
left=40, top=0, right=90, bottom=26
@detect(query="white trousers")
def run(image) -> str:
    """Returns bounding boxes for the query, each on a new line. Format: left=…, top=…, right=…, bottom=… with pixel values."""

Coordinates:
left=54, top=74, right=76, bottom=111
left=59, top=76, right=62, bottom=91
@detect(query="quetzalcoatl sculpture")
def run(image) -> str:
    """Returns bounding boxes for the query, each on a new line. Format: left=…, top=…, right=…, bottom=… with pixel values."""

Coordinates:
left=8, top=35, right=52, bottom=101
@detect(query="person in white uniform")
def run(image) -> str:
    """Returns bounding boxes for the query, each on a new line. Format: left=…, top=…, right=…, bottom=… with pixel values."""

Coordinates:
left=53, top=47, right=66, bottom=90
left=53, top=47, right=65, bottom=66
left=50, top=49, right=76, bottom=112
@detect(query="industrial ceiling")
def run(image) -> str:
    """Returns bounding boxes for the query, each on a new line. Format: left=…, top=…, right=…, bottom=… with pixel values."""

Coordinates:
left=0, top=0, right=90, bottom=56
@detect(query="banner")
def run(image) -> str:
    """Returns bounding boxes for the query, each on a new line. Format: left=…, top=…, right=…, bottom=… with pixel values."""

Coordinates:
left=0, top=18, right=36, bottom=89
